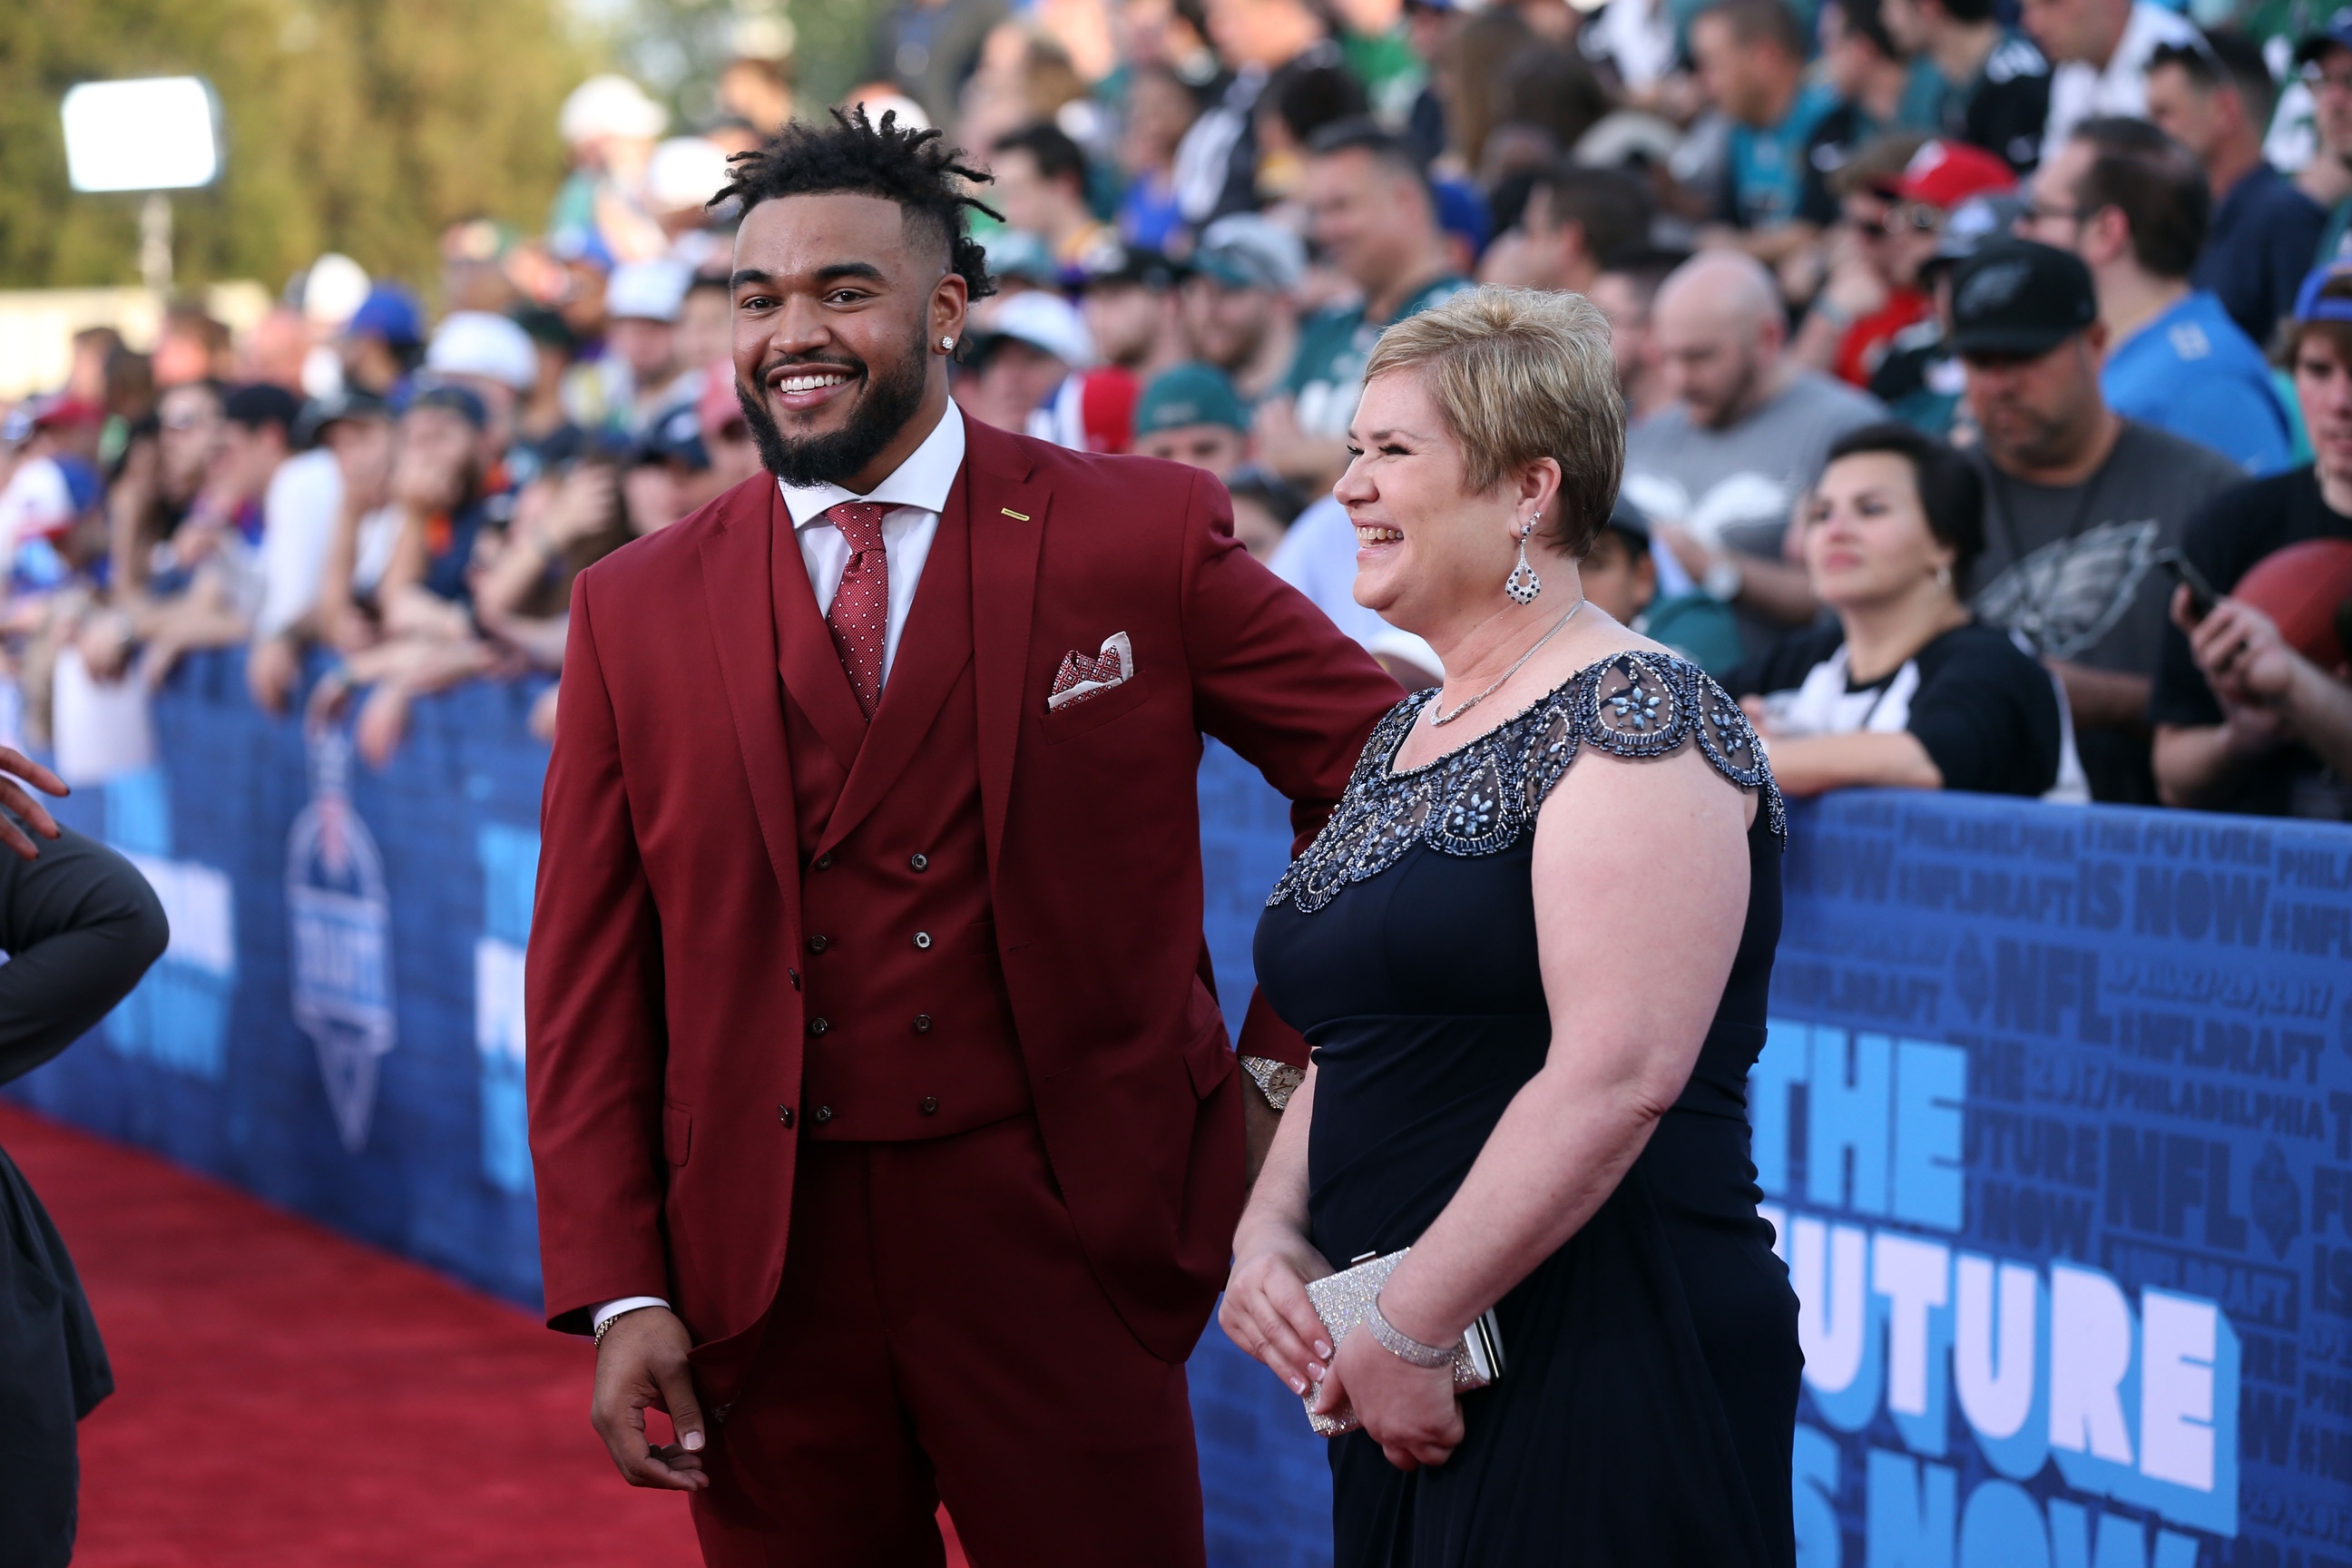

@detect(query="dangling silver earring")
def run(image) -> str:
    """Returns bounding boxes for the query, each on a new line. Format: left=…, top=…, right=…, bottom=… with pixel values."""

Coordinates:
left=1505, top=522, right=1543, bottom=605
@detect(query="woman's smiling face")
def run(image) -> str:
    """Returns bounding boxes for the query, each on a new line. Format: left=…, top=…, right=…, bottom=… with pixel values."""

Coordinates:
left=1334, top=370, right=1525, bottom=635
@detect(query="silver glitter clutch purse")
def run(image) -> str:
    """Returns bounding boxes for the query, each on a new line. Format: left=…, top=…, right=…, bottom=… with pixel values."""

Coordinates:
left=1300, top=1248, right=1504, bottom=1437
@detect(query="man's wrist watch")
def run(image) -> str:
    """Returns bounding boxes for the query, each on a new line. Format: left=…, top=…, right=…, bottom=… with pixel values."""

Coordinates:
left=1701, top=554, right=1746, bottom=603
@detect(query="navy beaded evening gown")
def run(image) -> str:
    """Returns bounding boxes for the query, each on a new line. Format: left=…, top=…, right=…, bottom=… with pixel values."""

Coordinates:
left=1254, top=651, right=1800, bottom=1568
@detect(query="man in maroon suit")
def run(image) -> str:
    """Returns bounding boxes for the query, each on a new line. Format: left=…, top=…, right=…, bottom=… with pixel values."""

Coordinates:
left=524, top=110, right=1399, bottom=1564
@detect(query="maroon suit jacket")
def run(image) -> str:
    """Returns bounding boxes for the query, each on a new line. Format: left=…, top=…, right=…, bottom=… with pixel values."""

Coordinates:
left=525, top=416, right=1399, bottom=1396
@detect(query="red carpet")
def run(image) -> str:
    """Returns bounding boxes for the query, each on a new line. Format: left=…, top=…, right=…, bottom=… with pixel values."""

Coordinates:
left=0, top=1104, right=968, bottom=1566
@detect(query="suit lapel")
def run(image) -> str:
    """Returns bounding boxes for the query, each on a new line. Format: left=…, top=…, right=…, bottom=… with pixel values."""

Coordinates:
left=815, top=468, right=975, bottom=855
left=769, top=489, right=871, bottom=775
left=963, top=423, right=1049, bottom=873
left=698, top=480, right=806, bottom=907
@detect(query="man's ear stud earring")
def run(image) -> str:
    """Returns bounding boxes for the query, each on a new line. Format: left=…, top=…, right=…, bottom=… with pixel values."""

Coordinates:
left=941, top=336, right=956, bottom=350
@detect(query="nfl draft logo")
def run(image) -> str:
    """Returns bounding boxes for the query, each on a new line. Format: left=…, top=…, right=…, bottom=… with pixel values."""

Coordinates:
left=287, top=730, right=397, bottom=1152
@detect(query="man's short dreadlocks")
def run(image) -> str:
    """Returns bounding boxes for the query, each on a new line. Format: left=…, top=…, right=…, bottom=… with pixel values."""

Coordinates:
left=714, top=106, right=1002, bottom=302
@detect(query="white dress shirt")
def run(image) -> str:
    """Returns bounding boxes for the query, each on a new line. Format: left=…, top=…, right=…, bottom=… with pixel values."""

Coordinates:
left=2042, top=2, right=2201, bottom=157
left=591, top=402, right=968, bottom=1339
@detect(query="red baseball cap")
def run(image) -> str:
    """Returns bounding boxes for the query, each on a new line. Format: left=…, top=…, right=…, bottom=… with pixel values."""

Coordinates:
left=1893, top=141, right=2016, bottom=210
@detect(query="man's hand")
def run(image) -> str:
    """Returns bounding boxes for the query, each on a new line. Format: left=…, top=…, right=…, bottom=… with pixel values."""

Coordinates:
left=591, top=1306, right=711, bottom=1492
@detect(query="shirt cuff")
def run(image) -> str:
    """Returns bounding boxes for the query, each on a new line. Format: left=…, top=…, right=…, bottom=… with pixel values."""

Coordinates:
left=592, top=1296, right=670, bottom=1336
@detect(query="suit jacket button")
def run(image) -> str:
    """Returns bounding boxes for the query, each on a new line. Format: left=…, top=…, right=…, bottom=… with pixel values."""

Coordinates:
left=808, top=1016, right=830, bottom=1035
left=813, top=1105, right=833, bottom=1124
left=913, top=931, right=932, bottom=950
left=813, top=852, right=834, bottom=871
left=778, top=1105, right=795, bottom=1128
left=919, top=1096, right=939, bottom=1115
left=807, top=934, right=830, bottom=954
left=913, top=1014, right=933, bottom=1034
left=908, top=852, right=929, bottom=872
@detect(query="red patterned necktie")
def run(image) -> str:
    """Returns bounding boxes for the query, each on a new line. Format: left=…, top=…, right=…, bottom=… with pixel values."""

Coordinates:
left=823, top=501, right=891, bottom=720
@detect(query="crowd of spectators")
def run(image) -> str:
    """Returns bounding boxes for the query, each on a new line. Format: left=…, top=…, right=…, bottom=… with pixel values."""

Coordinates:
left=1, top=0, right=2349, bottom=821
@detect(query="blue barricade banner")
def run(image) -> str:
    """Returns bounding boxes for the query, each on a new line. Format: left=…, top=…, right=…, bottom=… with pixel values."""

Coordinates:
left=12, top=654, right=2352, bottom=1568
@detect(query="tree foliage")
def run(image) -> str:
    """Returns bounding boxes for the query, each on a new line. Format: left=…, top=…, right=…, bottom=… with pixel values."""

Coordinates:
left=0, top=0, right=590, bottom=292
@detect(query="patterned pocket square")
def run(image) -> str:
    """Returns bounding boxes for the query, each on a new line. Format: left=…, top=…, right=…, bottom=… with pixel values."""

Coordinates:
left=1047, top=632, right=1135, bottom=711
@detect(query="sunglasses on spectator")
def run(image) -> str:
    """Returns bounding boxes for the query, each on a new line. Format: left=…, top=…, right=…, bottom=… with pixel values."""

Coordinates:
left=1875, top=203, right=1944, bottom=235
left=161, top=410, right=215, bottom=430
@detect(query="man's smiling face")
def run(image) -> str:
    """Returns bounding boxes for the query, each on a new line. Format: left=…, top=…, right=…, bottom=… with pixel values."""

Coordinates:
left=730, top=191, right=966, bottom=491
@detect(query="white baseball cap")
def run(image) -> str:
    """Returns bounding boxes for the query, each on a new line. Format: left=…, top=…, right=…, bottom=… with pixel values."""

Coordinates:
left=980, top=291, right=1094, bottom=368
left=645, top=136, right=731, bottom=215
left=425, top=311, right=539, bottom=392
left=606, top=259, right=692, bottom=324
left=559, top=74, right=669, bottom=145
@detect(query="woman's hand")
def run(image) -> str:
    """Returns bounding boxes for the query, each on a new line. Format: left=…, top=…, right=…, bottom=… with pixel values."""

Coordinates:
left=1220, top=1230, right=1336, bottom=1396
left=1320, top=1327, right=1464, bottom=1472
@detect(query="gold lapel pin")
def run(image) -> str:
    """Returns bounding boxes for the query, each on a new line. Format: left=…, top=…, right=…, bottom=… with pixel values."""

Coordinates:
left=1000, top=507, right=1031, bottom=521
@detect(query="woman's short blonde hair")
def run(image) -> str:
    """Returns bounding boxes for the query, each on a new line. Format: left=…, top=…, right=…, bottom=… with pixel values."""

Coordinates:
left=1361, top=286, right=1624, bottom=557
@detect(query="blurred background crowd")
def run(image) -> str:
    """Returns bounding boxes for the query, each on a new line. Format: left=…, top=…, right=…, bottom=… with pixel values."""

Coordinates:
left=5, top=0, right=2352, bottom=823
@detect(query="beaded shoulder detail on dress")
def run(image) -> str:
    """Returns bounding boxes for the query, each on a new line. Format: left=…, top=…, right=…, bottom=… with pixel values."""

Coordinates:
left=1267, top=650, right=1785, bottom=914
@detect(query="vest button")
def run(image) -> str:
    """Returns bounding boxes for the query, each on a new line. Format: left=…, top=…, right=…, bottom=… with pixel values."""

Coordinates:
left=909, top=852, right=929, bottom=872
left=919, top=1096, right=939, bottom=1115
left=913, top=1014, right=933, bottom=1034
left=813, top=1105, right=833, bottom=1124
left=808, top=1016, right=830, bottom=1035
left=807, top=934, right=830, bottom=954
left=813, top=852, right=834, bottom=871
left=778, top=1105, right=795, bottom=1128
left=913, top=931, right=933, bottom=950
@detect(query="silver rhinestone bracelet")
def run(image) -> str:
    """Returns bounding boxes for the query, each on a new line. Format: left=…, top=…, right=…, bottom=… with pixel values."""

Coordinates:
left=1367, top=1292, right=1455, bottom=1368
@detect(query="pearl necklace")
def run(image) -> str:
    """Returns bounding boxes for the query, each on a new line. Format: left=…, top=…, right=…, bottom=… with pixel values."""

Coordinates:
left=1426, top=597, right=1587, bottom=728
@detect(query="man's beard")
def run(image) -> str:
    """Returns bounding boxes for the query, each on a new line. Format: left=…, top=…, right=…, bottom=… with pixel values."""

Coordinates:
left=737, top=328, right=929, bottom=489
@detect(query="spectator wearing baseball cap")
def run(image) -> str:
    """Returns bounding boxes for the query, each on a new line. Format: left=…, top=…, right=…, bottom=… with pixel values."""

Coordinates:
left=593, top=259, right=694, bottom=436
left=1180, top=213, right=1307, bottom=403
left=1795, top=138, right=2018, bottom=391
left=2017, top=116, right=2295, bottom=475
left=2297, top=15, right=2352, bottom=241
left=339, top=284, right=426, bottom=400
left=1868, top=189, right=2026, bottom=435
left=1075, top=245, right=1191, bottom=386
left=1952, top=239, right=2248, bottom=803
left=425, top=311, right=539, bottom=452
left=2151, top=259, right=2352, bottom=818
left=956, top=292, right=1139, bottom=454
left=1132, top=364, right=1253, bottom=480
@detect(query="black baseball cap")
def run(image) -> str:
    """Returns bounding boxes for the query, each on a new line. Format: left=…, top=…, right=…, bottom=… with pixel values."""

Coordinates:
left=1947, top=240, right=2098, bottom=358
left=223, top=382, right=301, bottom=433
left=2297, top=12, right=2352, bottom=64
left=1076, top=242, right=1181, bottom=293
left=293, top=387, right=393, bottom=447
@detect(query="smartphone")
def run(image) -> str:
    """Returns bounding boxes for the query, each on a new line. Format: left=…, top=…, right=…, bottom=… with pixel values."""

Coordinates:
left=2158, top=550, right=2220, bottom=622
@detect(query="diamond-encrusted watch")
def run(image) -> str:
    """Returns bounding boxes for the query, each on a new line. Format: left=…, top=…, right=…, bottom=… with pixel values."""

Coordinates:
left=1239, top=1055, right=1305, bottom=1112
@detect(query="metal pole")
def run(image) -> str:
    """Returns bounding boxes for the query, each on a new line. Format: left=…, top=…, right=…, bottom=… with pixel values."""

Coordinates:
left=139, top=192, right=172, bottom=293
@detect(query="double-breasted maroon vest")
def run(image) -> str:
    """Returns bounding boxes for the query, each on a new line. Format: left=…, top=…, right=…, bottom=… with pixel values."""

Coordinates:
left=772, top=473, right=1030, bottom=1141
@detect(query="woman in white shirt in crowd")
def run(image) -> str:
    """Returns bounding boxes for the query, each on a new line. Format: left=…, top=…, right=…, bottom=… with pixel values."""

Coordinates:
left=1729, top=421, right=2086, bottom=799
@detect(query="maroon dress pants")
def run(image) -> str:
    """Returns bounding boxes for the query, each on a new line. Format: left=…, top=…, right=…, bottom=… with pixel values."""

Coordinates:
left=687, top=1112, right=1208, bottom=1567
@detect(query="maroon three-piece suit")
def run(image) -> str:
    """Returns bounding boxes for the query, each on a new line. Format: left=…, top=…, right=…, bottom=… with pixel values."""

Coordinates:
left=524, top=415, right=1398, bottom=1563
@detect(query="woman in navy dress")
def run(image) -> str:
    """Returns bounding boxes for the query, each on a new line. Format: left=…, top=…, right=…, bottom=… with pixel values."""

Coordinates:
left=1221, top=286, right=1800, bottom=1566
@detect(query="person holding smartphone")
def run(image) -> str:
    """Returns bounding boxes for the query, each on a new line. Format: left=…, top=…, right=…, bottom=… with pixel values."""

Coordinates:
left=2151, top=262, right=2352, bottom=818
